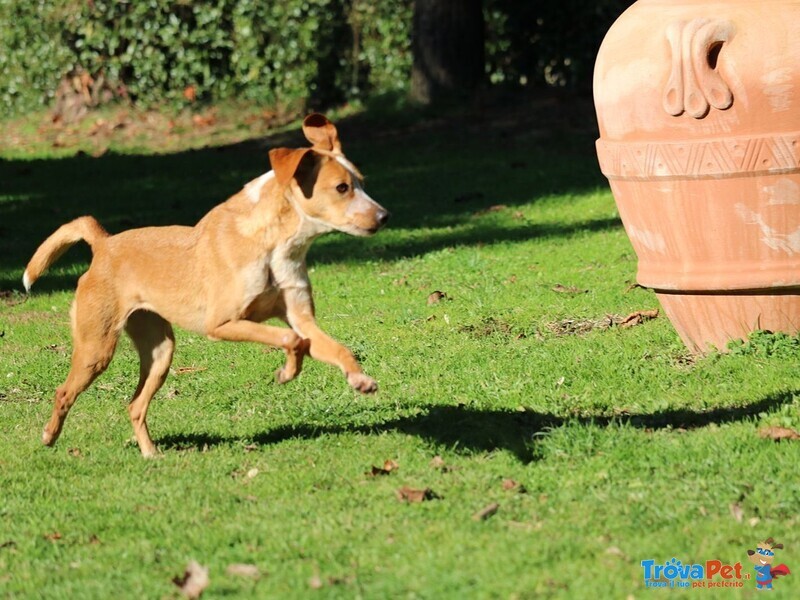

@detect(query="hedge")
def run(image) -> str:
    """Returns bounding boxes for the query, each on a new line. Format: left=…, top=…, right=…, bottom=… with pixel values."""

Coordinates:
left=0, top=0, right=631, bottom=116
left=0, top=0, right=412, bottom=115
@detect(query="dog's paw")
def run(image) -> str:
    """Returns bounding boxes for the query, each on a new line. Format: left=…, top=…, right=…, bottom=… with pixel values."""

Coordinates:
left=42, top=428, right=56, bottom=446
left=347, top=372, right=378, bottom=394
left=275, top=366, right=296, bottom=384
left=141, top=448, right=160, bottom=459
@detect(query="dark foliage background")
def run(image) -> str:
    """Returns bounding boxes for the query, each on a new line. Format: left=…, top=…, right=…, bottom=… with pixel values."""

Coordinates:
left=0, top=0, right=634, bottom=115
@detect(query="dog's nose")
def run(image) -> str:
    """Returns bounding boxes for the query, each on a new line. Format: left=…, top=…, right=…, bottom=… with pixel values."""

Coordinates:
left=376, top=209, right=390, bottom=227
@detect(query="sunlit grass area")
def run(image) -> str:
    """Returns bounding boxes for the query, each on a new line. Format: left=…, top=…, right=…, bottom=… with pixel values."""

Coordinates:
left=1, top=106, right=799, bottom=598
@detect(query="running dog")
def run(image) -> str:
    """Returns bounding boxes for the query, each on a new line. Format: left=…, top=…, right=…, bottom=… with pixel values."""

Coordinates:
left=23, top=114, right=389, bottom=457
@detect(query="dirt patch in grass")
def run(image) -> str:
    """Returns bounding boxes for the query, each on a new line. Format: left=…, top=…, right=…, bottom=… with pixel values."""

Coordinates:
left=547, top=310, right=659, bottom=337
left=459, top=317, right=526, bottom=340
left=460, top=310, right=659, bottom=340
left=0, top=291, right=28, bottom=308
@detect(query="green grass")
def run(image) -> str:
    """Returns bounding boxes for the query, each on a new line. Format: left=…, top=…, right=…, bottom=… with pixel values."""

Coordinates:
left=1, top=106, right=800, bottom=599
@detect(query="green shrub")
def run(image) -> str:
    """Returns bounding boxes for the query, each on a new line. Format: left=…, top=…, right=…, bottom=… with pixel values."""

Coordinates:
left=0, top=0, right=413, bottom=115
left=728, top=330, right=800, bottom=359
left=484, top=0, right=633, bottom=91
left=0, top=1, right=77, bottom=114
left=0, top=0, right=631, bottom=116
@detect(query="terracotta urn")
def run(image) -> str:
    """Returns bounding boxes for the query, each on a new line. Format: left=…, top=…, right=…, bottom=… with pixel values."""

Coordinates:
left=593, top=0, right=800, bottom=352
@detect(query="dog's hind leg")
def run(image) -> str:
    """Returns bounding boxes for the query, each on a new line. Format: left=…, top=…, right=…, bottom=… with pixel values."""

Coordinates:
left=42, top=286, right=120, bottom=447
left=124, top=310, right=175, bottom=458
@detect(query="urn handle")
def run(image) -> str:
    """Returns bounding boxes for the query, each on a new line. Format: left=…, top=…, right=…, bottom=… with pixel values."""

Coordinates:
left=663, top=18, right=735, bottom=118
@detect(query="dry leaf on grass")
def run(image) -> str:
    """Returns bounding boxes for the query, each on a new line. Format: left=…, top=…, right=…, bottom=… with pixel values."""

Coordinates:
left=759, top=426, right=800, bottom=441
left=67, top=448, right=82, bottom=458
left=308, top=574, right=324, bottom=589
left=395, top=486, right=438, bottom=503
left=619, top=309, right=659, bottom=328
left=44, top=532, right=62, bottom=541
left=729, top=502, right=744, bottom=523
left=472, top=502, right=499, bottom=521
left=501, top=479, right=527, bottom=493
left=173, top=561, right=210, bottom=599
left=430, top=455, right=456, bottom=472
left=427, top=290, right=448, bottom=305
left=624, top=282, right=645, bottom=293
left=552, top=284, right=588, bottom=295
left=175, top=366, right=207, bottom=375
left=366, top=459, right=399, bottom=477
left=473, top=204, right=508, bottom=216
left=605, top=546, right=627, bottom=559
left=191, top=113, right=217, bottom=128
left=226, top=563, right=261, bottom=579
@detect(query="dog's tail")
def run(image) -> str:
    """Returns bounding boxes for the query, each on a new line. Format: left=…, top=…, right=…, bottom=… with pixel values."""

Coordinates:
left=23, top=216, right=109, bottom=292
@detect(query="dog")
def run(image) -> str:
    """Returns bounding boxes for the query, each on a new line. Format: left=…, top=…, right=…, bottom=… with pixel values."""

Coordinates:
left=23, top=114, right=389, bottom=457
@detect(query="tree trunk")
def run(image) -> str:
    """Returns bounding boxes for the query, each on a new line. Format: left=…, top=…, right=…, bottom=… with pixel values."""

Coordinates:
left=410, top=0, right=485, bottom=105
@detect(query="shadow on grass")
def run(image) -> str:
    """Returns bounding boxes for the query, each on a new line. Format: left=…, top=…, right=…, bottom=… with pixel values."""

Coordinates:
left=0, top=99, right=608, bottom=292
left=156, top=390, right=796, bottom=463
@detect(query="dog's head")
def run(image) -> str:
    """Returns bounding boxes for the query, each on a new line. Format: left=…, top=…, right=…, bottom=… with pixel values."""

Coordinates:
left=269, top=114, right=389, bottom=237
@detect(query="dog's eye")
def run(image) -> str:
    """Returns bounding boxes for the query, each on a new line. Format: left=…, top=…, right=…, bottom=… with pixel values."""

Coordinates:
left=336, top=183, right=349, bottom=194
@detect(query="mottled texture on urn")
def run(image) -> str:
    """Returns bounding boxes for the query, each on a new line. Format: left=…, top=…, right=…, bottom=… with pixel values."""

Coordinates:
left=594, top=0, right=800, bottom=352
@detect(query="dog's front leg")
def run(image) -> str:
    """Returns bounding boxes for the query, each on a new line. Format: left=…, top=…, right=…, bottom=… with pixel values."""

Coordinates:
left=284, top=288, right=377, bottom=394
left=208, top=320, right=309, bottom=383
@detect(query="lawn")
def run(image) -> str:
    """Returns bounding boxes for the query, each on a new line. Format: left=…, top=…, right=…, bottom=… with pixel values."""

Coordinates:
left=1, top=101, right=799, bottom=598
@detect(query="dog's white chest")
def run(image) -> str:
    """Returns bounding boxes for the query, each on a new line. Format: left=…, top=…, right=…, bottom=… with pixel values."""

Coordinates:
left=269, top=244, right=310, bottom=289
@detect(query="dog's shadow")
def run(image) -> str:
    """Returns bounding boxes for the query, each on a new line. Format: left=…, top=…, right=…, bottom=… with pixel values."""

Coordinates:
left=156, top=390, right=795, bottom=462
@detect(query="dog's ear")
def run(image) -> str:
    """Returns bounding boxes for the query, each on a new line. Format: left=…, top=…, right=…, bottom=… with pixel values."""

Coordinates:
left=269, top=147, right=313, bottom=187
left=302, top=113, right=341, bottom=152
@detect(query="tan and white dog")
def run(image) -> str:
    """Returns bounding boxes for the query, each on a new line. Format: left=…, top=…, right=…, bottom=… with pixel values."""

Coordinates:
left=23, top=114, right=389, bottom=457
